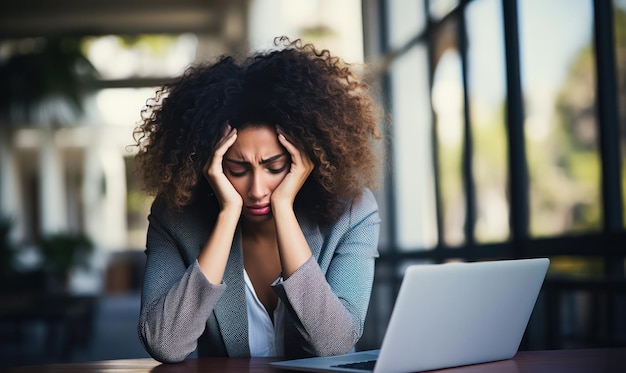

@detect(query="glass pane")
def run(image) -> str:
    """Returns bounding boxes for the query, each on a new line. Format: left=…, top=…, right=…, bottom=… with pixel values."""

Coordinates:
left=432, top=20, right=466, bottom=247
left=465, top=0, right=509, bottom=243
left=519, top=0, right=601, bottom=237
left=614, top=0, right=626, bottom=228
left=387, top=0, right=437, bottom=251
left=387, top=0, right=427, bottom=50
left=429, top=0, right=459, bottom=20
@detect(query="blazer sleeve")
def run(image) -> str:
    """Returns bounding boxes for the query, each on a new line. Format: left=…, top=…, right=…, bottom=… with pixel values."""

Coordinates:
left=272, top=189, right=381, bottom=356
left=138, top=201, right=226, bottom=363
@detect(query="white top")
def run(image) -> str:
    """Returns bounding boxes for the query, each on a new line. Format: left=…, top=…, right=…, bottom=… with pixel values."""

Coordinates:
left=243, top=269, right=285, bottom=357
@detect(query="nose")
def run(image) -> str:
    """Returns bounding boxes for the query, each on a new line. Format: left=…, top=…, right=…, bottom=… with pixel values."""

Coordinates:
left=247, top=171, right=269, bottom=201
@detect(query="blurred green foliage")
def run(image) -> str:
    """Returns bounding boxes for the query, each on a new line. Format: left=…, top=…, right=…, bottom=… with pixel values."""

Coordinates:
left=40, top=233, right=93, bottom=283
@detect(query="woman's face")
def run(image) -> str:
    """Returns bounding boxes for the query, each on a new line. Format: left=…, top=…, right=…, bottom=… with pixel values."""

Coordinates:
left=223, top=124, right=290, bottom=223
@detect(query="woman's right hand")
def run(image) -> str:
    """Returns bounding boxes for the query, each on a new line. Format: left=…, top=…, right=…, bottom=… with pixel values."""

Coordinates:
left=203, top=124, right=242, bottom=212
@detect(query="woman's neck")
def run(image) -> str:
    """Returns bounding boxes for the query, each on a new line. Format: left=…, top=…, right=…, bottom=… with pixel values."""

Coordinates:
left=241, top=218, right=277, bottom=243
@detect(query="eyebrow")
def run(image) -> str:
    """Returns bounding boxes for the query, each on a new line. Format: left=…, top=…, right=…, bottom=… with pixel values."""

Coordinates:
left=224, top=153, right=287, bottom=165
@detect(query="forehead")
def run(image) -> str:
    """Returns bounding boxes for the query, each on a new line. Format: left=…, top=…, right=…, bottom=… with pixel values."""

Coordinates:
left=226, top=125, right=283, bottom=159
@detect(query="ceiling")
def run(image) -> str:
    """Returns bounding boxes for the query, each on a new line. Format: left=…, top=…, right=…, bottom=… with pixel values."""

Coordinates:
left=0, top=0, right=248, bottom=38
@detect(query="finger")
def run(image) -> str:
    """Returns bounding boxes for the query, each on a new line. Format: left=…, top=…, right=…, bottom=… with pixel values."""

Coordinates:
left=214, top=128, right=238, bottom=157
left=216, top=124, right=237, bottom=149
left=277, top=132, right=302, bottom=161
left=204, top=128, right=237, bottom=173
left=279, top=134, right=314, bottom=169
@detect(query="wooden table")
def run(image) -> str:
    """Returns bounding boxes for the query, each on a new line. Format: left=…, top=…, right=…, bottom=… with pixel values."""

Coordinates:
left=5, top=348, right=626, bottom=372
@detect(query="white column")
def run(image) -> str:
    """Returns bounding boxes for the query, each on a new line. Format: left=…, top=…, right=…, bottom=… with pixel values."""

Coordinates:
left=0, top=127, right=25, bottom=241
left=100, top=146, right=127, bottom=250
left=82, top=137, right=127, bottom=251
left=39, top=127, right=68, bottom=235
left=82, top=136, right=102, bottom=246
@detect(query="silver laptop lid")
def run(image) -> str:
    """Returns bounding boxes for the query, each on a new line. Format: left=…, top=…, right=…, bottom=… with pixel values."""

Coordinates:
left=374, top=258, right=549, bottom=373
left=271, top=258, right=549, bottom=373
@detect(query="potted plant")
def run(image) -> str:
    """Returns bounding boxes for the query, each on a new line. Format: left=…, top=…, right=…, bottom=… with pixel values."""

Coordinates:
left=0, top=36, right=97, bottom=124
left=40, top=233, right=93, bottom=293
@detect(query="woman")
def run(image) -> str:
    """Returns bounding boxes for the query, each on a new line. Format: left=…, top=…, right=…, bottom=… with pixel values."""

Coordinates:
left=134, top=38, right=382, bottom=363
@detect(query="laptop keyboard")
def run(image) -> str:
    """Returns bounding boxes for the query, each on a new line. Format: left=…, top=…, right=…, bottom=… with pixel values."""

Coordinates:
left=331, top=359, right=377, bottom=370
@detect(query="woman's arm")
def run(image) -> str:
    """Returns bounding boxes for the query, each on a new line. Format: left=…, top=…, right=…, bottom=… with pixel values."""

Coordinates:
left=198, top=124, right=242, bottom=284
left=273, top=190, right=380, bottom=356
left=139, top=125, right=243, bottom=362
left=271, top=129, right=315, bottom=277
left=138, top=208, right=228, bottom=363
left=270, top=131, right=380, bottom=356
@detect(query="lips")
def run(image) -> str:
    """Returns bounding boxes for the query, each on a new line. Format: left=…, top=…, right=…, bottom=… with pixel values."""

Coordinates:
left=247, top=204, right=271, bottom=216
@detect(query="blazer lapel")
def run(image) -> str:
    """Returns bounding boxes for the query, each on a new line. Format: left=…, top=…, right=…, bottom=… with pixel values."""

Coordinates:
left=213, top=226, right=250, bottom=357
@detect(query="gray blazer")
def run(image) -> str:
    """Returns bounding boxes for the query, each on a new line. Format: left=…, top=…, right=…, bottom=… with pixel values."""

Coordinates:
left=138, top=188, right=380, bottom=363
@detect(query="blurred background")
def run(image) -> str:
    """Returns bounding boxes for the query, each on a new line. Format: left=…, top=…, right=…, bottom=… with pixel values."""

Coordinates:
left=0, top=0, right=625, bottom=368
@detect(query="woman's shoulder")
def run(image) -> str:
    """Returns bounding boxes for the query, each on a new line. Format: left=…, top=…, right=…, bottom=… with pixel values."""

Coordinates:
left=149, top=194, right=217, bottom=232
left=329, top=188, right=380, bottom=230
left=355, top=188, right=378, bottom=210
left=347, top=188, right=380, bottom=221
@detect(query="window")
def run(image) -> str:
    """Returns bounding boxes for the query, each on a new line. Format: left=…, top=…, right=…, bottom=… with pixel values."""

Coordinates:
left=361, top=0, right=626, bottom=352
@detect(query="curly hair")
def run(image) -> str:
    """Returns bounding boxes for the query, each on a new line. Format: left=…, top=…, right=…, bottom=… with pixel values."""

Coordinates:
left=133, top=37, right=382, bottom=224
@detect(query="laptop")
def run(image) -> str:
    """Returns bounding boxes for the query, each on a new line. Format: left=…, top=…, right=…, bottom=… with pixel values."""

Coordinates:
left=271, top=258, right=550, bottom=373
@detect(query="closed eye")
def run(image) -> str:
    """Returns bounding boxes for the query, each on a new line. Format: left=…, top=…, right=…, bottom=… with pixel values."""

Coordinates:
left=224, top=161, right=249, bottom=177
left=264, top=154, right=290, bottom=174
left=227, top=167, right=249, bottom=177
left=268, top=163, right=289, bottom=174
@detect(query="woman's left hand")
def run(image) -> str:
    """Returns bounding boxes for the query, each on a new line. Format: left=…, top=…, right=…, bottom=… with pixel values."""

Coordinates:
left=271, top=128, right=314, bottom=208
